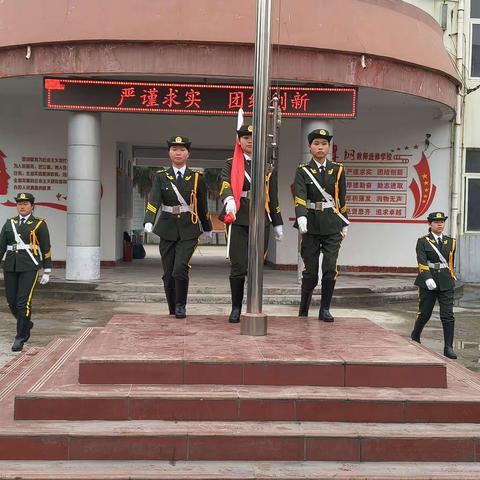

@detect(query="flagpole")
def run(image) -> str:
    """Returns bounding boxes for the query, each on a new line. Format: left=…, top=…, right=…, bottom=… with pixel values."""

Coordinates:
left=241, top=0, right=272, bottom=336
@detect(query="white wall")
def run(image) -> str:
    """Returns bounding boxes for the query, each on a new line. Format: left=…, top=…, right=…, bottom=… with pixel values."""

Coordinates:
left=0, top=83, right=452, bottom=270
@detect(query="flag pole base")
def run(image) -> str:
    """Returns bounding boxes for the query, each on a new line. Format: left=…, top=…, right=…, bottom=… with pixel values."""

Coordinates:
left=240, top=313, right=268, bottom=336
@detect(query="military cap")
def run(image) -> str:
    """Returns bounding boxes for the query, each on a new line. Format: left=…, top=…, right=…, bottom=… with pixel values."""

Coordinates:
left=237, top=124, right=253, bottom=137
left=427, top=211, right=448, bottom=222
left=167, top=135, right=191, bottom=149
left=14, top=192, right=35, bottom=203
left=308, top=128, right=333, bottom=144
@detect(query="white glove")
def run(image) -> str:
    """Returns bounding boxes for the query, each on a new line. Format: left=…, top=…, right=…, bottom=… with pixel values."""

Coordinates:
left=224, top=196, right=237, bottom=216
left=274, top=225, right=284, bottom=241
left=144, top=222, right=153, bottom=233
left=203, top=231, right=214, bottom=241
left=425, top=278, right=437, bottom=290
left=297, top=216, right=308, bottom=234
left=39, top=273, right=50, bottom=285
left=341, top=226, right=348, bottom=238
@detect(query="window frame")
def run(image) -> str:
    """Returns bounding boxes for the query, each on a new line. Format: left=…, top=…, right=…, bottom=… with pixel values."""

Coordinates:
left=469, top=19, right=480, bottom=80
left=464, top=148, right=480, bottom=232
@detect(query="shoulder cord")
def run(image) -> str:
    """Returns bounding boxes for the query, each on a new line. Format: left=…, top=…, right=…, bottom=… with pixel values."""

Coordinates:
left=189, top=172, right=199, bottom=225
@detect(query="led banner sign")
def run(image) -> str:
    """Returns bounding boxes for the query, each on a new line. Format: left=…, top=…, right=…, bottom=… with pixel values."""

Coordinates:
left=43, top=77, right=357, bottom=118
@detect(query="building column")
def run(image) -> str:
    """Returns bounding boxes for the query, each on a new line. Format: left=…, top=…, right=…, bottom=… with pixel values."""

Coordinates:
left=66, top=112, right=101, bottom=280
left=297, top=120, right=334, bottom=282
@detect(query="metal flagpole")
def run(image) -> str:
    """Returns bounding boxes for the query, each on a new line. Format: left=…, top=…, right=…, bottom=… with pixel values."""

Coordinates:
left=241, top=0, right=273, bottom=336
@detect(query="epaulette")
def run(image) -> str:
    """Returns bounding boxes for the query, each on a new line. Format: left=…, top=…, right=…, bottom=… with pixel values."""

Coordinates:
left=190, top=168, right=203, bottom=175
left=156, top=168, right=166, bottom=173
left=297, top=163, right=307, bottom=168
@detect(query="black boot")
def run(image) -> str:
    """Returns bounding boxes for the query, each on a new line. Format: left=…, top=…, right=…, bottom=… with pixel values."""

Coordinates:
left=163, top=280, right=176, bottom=315
left=24, top=317, right=34, bottom=343
left=11, top=315, right=29, bottom=352
left=174, top=278, right=189, bottom=319
left=299, top=278, right=316, bottom=317
left=319, top=279, right=336, bottom=322
left=443, top=321, right=457, bottom=359
left=228, top=277, right=245, bottom=323
left=410, top=318, right=426, bottom=343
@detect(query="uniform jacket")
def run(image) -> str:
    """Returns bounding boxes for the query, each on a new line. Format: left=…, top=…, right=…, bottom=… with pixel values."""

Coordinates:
left=218, top=156, right=283, bottom=227
left=0, top=215, right=52, bottom=272
left=414, top=233, right=456, bottom=291
left=294, top=159, right=348, bottom=236
left=144, top=166, right=212, bottom=241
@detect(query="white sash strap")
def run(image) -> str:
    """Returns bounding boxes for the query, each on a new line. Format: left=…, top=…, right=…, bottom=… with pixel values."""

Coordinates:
left=169, top=181, right=190, bottom=208
left=10, top=219, right=39, bottom=266
left=301, top=167, right=350, bottom=225
left=428, top=240, right=449, bottom=265
left=244, top=171, right=252, bottom=184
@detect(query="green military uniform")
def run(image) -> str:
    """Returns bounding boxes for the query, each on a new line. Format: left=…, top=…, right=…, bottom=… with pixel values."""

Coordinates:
left=294, top=129, right=348, bottom=321
left=0, top=193, right=52, bottom=351
left=411, top=211, right=457, bottom=359
left=144, top=136, right=212, bottom=318
left=219, top=124, right=283, bottom=322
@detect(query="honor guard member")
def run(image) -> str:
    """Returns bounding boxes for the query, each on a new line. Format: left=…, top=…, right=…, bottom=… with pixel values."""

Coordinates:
left=0, top=193, right=52, bottom=351
left=220, top=124, right=284, bottom=323
left=411, top=211, right=457, bottom=359
left=144, top=136, right=213, bottom=319
left=294, top=128, right=349, bottom=322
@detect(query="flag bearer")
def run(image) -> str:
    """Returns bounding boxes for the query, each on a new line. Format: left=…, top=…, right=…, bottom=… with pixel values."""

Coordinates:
left=411, top=211, right=457, bottom=359
left=0, top=192, right=52, bottom=351
left=219, top=124, right=284, bottom=323
left=144, top=136, right=212, bottom=319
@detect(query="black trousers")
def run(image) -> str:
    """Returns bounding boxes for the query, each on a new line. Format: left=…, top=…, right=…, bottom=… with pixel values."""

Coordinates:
left=415, top=287, right=455, bottom=327
left=159, top=237, right=198, bottom=283
left=4, top=270, right=39, bottom=319
left=300, top=232, right=342, bottom=286
left=228, top=224, right=270, bottom=279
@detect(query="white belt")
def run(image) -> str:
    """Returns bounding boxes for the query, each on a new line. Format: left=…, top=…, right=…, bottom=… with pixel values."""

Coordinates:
left=240, top=191, right=251, bottom=199
left=428, top=261, right=449, bottom=269
left=307, top=201, right=334, bottom=211
left=162, top=205, right=191, bottom=214
left=7, top=244, right=32, bottom=252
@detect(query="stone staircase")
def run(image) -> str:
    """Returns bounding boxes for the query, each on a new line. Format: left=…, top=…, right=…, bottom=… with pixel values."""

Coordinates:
left=0, top=314, right=479, bottom=479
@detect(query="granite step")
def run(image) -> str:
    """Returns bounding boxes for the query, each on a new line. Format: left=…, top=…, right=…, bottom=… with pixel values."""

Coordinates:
left=14, top=378, right=480, bottom=422
left=0, top=420, right=479, bottom=462
left=1, top=460, right=480, bottom=479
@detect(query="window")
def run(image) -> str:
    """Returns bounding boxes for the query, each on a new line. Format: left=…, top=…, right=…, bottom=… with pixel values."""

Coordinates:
left=471, top=1, right=480, bottom=77
left=465, top=149, right=480, bottom=231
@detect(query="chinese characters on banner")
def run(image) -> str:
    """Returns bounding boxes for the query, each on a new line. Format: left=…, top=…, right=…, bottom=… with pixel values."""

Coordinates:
left=341, top=148, right=414, bottom=220
left=13, top=156, right=67, bottom=196
left=44, top=78, right=357, bottom=118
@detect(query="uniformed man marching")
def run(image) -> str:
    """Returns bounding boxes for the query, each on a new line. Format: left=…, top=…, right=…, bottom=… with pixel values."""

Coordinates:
left=411, top=211, right=457, bottom=359
left=219, top=124, right=284, bottom=323
left=144, top=136, right=212, bottom=319
left=294, top=129, right=349, bottom=322
left=0, top=193, right=52, bottom=351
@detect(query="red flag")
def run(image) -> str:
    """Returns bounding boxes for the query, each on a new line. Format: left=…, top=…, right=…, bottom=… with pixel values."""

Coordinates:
left=224, top=109, right=244, bottom=225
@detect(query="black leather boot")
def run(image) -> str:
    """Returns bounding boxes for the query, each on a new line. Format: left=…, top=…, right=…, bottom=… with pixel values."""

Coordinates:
left=228, top=277, right=245, bottom=323
left=443, top=321, right=457, bottom=359
left=174, top=278, right=189, bottom=319
left=299, top=278, right=316, bottom=317
left=410, top=318, right=426, bottom=343
left=24, top=317, right=34, bottom=343
left=11, top=315, right=29, bottom=352
left=319, top=279, right=336, bottom=322
left=163, top=279, right=176, bottom=315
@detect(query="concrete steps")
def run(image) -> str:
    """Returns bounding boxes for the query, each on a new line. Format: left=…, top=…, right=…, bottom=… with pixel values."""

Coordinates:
left=0, top=420, right=479, bottom=461
left=14, top=383, right=480, bottom=422
left=2, top=460, right=480, bottom=479
left=0, top=314, right=479, bottom=475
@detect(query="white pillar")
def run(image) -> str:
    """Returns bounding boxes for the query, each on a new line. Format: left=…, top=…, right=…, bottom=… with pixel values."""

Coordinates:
left=297, top=120, right=334, bottom=283
left=66, top=112, right=101, bottom=280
